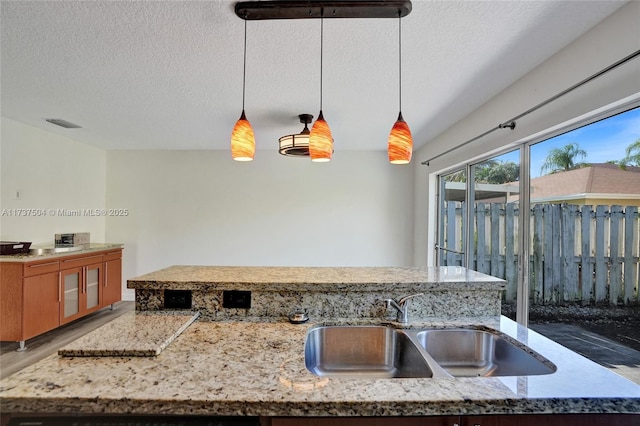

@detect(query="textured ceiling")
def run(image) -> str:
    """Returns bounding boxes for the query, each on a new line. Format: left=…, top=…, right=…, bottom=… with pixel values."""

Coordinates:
left=0, top=1, right=627, bottom=153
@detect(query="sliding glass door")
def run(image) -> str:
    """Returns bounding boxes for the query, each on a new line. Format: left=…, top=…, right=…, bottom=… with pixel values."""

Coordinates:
left=469, top=150, right=521, bottom=319
left=526, top=108, right=640, bottom=353
left=435, top=106, right=639, bottom=338
left=437, top=169, right=466, bottom=267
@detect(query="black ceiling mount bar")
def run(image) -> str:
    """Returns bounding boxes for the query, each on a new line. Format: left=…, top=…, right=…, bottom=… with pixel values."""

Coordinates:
left=235, top=1, right=412, bottom=20
left=421, top=49, right=640, bottom=166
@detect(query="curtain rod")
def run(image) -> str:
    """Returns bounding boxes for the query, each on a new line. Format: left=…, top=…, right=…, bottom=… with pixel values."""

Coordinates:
left=421, top=49, right=640, bottom=166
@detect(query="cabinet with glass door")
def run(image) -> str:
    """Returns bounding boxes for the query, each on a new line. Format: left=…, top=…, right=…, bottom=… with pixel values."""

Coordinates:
left=59, top=254, right=103, bottom=325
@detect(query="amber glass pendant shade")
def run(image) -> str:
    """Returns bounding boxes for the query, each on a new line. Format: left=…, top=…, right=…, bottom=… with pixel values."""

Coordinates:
left=387, top=11, right=411, bottom=165
left=231, top=110, right=255, bottom=161
left=309, top=111, right=333, bottom=162
left=388, top=112, right=412, bottom=164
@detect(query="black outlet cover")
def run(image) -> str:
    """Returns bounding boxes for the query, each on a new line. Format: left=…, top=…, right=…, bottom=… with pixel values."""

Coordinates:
left=164, top=290, right=192, bottom=309
left=223, top=290, right=251, bottom=309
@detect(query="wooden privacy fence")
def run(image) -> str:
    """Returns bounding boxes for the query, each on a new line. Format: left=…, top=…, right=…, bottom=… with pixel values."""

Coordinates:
left=440, top=202, right=640, bottom=306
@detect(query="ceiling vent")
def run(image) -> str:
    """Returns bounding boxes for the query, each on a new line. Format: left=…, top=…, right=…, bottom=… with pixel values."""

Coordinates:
left=45, top=119, right=82, bottom=129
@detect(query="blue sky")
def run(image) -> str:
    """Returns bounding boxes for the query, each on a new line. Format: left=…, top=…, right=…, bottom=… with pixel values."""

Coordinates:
left=491, top=107, right=640, bottom=178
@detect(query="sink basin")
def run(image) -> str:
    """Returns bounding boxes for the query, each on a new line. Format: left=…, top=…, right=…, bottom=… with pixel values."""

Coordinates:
left=304, top=325, right=557, bottom=379
left=304, top=325, right=433, bottom=378
left=411, top=328, right=557, bottom=377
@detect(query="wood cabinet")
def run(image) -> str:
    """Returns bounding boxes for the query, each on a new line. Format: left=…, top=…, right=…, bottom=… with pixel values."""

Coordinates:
left=103, top=250, right=123, bottom=307
left=23, top=270, right=60, bottom=339
left=460, top=414, right=637, bottom=426
left=0, top=248, right=123, bottom=349
left=266, top=414, right=638, bottom=426
left=58, top=252, right=106, bottom=324
left=0, top=258, right=61, bottom=348
left=266, top=419, right=455, bottom=426
left=59, top=261, right=103, bottom=325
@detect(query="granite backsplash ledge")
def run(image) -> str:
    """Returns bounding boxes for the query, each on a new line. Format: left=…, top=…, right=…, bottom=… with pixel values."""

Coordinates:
left=130, top=266, right=505, bottom=321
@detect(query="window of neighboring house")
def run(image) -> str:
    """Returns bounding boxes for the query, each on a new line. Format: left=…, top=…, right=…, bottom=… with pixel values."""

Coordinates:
left=436, top=106, right=640, bottom=330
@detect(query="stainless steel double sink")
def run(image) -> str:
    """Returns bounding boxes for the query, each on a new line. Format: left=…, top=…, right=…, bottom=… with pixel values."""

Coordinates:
left=304, top=325, right=557, bottom=379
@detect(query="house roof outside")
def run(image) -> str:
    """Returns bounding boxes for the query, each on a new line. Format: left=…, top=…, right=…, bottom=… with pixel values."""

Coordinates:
left=530, top=163, right=640, bottom=204
left=444, top=163, right=640, bottom=205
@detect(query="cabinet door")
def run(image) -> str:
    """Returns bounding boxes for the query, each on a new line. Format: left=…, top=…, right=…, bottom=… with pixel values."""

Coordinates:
left=60, top=267, right=83, bottom=324
left=103, top=258, right=122, bottom=307
left=270, top=417, right=460, bottom=426
left=0, top=263, right=24, bottom=341
left=84, top=262, right=102, bottom=314
left=461, top=414, right=638, bottom=426
left=23, top=271, right=60, bottom=340
left=60, top=263, right=103, bottom=325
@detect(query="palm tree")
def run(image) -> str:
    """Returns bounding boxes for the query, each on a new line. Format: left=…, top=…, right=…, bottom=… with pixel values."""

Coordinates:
left=540, top=143, right=587, bottom=175
left=475, top=160, right=519, bottom=184
left=443, top=160, right=520, bottom=184
left=444, top=169, right=467, bottom=183
left=619, top=138, right=640, bottom=168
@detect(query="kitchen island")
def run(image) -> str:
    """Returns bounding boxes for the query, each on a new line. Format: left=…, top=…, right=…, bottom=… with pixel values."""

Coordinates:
left=0, top=266, right=638, bottom=423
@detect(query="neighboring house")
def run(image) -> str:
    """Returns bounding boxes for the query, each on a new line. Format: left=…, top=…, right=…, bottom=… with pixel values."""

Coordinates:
left=444, top=163, right=640, bottom=206
left=530, top=163, right=640, bottom=206
left=443, top=181, right=520, bottom=203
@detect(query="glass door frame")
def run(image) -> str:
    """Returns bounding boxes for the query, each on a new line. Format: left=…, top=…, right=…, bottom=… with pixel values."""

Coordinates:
left=436, top=168, right=468, bottom=267
left=433, top=96, right=640, bottom=327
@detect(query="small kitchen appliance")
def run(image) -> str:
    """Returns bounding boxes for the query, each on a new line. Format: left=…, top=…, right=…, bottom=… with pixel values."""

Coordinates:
left=0, top=241, right=32, bottom=255
left=55, top=232, right=90, bottom=248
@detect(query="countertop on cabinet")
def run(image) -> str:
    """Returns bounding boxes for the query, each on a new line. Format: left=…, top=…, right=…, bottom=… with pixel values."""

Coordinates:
left=128, top=265, right=506, bottom=292
left=0, top=316, right=638, bottom=417
left=0, top=243, right=123, bottom=263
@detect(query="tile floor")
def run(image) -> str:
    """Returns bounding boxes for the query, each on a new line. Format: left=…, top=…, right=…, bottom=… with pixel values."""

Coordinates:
left=531, top=323, right=640, bottom=384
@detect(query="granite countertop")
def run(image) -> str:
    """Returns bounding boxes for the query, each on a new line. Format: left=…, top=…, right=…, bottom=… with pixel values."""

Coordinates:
left=58, top=311, right=200, bottom=357
left=128, top=265, right=506, bottom=291
left=1, top=316, right=638, bottom=417
left=0, top=243, right=123, bottom=262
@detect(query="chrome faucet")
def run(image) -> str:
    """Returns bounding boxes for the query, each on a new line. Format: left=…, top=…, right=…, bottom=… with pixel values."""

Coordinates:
left=385, top=293, right=424, bottom=324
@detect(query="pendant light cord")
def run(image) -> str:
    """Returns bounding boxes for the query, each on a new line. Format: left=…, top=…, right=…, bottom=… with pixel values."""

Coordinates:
left=398, top=11, right=402, bottom=113
left=242, top=19, right=248, bottom=110
left=320, top=15, right=324, bottom=111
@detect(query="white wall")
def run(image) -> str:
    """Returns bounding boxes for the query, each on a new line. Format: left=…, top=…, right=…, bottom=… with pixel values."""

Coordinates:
left=412, top=1, right=640, bottom=266
left=0, top=117, right=106, bottom=244
left=106, top=150, right=414, bottom=299
left=3, top=1, right=638, bottom=302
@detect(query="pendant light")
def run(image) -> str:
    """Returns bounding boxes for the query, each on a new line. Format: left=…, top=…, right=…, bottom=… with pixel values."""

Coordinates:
left=309, top=15, right=333, bottom=163
left=231, top=19, right=255, bottom=161
left=387, top=11, right=412, bottom=164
